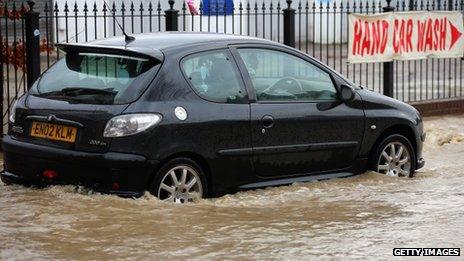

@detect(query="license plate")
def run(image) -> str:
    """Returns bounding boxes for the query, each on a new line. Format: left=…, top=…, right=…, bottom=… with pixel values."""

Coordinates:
left=30, top=122, right=78, bottom=143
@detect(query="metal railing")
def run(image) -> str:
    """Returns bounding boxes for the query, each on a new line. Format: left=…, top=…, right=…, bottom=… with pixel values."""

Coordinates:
left=1, top=0, right=463, bottom=134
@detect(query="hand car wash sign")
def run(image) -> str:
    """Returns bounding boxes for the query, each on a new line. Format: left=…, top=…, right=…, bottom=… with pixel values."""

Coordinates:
left=348, top=11, right=464, bottom=63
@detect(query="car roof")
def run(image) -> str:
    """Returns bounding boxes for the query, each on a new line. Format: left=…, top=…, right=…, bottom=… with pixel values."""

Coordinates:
left=90, top=32, right=275, bottom=50
left=57, top=32, right=277, bottom=61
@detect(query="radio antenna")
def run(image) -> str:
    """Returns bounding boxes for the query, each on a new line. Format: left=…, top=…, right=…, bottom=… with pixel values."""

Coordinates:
left=103, top=1, right=135, bottom=43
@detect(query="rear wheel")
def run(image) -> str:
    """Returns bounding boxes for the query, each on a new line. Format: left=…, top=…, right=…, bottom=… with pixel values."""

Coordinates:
left=150, top=158, right=207, bottom=203
left=371, top=134, right=416, bottom=177
left=0, top=176, right=12, bottom=185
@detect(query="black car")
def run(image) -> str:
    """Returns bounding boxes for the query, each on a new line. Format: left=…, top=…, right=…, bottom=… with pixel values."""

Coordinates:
left=1, top=32, right=425, bottom=203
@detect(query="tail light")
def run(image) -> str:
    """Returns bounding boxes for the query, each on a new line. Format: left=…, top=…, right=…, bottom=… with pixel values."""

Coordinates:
left=42, top=170, right=58, bottom=180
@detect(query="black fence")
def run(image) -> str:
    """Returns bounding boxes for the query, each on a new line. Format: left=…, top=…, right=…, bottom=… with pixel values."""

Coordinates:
left=1, top=0, right=464, bottom=134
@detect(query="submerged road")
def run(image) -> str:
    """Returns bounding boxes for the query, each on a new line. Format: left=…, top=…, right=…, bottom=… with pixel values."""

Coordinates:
left=0, top=114, right=463, bottom=259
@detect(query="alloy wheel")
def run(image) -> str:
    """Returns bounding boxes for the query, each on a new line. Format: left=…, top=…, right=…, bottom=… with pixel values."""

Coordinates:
left=377, top=141, right=412, bottom=177
left=157, top=165, right=203, bottom=203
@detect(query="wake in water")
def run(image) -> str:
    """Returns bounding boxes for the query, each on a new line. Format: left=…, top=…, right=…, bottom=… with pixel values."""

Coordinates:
left=423, top=114, right=464, bottom=147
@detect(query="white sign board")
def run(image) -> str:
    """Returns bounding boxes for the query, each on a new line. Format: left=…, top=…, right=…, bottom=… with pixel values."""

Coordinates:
left=348, top=11, right=464, bottom=63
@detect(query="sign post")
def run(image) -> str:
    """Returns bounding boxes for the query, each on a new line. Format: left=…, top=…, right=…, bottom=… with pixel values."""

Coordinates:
left=25, top=1, right=41, bottom=89
left=283, top=0, right=296, bottom=48
left=383, top=1, right=394, bottom=98
left=165, top=0, right=179, bottom=31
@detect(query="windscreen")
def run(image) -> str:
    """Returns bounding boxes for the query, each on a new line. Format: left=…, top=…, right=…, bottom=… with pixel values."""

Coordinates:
left=30, top=52, right=159, bottom=105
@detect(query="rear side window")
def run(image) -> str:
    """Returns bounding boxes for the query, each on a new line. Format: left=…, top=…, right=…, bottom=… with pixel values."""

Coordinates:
left=181, top=50, right=247, bottom=103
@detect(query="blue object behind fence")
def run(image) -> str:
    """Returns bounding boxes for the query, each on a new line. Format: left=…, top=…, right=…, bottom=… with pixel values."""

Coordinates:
left=202, top=0, right=234, bottom=15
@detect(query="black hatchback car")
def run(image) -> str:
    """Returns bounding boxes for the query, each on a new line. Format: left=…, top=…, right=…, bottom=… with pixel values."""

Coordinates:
left=2, top=32, right=425, bottom=203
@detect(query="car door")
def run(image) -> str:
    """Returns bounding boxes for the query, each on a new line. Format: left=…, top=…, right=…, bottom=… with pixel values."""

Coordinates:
left=231, top=45, right=365, bottom=178
left=177, top=48, right=254, bottom=190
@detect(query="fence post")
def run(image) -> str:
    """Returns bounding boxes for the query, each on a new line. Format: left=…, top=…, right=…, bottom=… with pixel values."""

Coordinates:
left=25, top=1, right=40, bottom=89
left=382, top=0, right=394, bottom=98
left=408, top=0, right=415, bottom=10
left=0, top=17, right=3, bottom=124
left=283, top=0, right=295, bottom=47
left=448, top=0, right=454, bottom=10
left=165, top=0, right=179, bottom=31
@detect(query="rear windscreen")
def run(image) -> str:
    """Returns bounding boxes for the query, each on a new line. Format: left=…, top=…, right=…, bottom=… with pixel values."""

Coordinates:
left=30, top=52, right=159, bottom=104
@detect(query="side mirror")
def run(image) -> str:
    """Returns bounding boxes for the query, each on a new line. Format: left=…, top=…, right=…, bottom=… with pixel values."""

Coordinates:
left=340, top=85, right=355, bottom=102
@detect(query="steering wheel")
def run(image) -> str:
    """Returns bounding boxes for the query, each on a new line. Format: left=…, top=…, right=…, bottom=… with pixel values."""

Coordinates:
left=263, top=77, right=303, bottom=96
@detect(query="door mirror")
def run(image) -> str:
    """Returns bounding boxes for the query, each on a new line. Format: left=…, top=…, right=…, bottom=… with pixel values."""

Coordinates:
left=340, top=85, right=355, bottom=102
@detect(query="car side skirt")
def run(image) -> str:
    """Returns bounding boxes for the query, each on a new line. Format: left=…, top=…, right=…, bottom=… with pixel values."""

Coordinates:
left=238, top=172, right=356, bottom=189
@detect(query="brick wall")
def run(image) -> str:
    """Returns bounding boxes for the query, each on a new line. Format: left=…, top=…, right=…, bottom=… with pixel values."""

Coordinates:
left=410, top=98, right=464, bottom=117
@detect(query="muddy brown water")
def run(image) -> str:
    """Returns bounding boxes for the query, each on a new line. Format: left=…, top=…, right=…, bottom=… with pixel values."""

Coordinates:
left=1, top=115, right=463, bottom=260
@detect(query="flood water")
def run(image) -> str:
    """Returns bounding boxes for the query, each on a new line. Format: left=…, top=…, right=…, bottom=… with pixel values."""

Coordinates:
left=1, top=115, right=463, bottom=260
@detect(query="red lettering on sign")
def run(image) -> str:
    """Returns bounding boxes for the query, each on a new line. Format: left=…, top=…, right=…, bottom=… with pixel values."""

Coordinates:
left=352, top=19, right=389, bottom=56
left=418, top=18, right=452, bottom=52
left=406, top=19, right=413, bottom=52
left=417, top=20, right=427, bottom=52
left=393, top=19, right=414, bottom=54
left=380, top=20, right=389, bottom=53
left=439, top=18, right=447, bottom=50
left=361, top=21, right=371, bottom=56
left=433, top=19, right=440, bottom=50
left=393, top=19, right=400, bottom=53
left=352, top=20, right=362, bottom=55
left=371, top=20, right=381, bottom=55
left=425, top=18, right=434, bottom=51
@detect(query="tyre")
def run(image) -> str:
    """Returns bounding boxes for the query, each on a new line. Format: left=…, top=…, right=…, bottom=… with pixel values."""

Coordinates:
left=0, top=176, right=12, bottom=185
left=371, top=134, right=416, bottom=177
left=150, top=158, right=207, bottom=203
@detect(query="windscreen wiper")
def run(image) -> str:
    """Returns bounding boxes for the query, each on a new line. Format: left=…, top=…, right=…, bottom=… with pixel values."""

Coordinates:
left=36, top=90, right=63, bottom=97
left=61, top=87, right=116, bottom=96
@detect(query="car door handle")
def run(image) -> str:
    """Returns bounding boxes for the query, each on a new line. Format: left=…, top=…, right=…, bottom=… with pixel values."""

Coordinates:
left=261, top=115, right=274, bottom=129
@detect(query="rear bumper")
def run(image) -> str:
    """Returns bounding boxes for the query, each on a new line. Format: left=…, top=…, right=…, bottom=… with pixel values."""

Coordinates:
left=1, top=135, right=159, bottom=197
